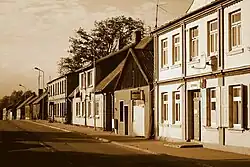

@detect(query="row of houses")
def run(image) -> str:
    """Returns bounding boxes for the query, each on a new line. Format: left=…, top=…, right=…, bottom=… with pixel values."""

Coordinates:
left=3, top=0, right=250, bottom=153
left=1, top=89, right=48, bottom=121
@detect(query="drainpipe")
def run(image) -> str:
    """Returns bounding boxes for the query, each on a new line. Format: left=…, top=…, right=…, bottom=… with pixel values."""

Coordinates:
left=218, top=6, right=225, bottom=146
left=182, top=22, right=188, bottom=141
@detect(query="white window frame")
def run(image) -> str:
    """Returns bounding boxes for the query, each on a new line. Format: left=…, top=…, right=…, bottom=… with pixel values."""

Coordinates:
left=190, top=27, right=199, bottom=61
left=208, top=20, right=218, bottom=57
left=209, top=88, right=217, bottom=127
left=173, top=34, right=181, bottom=65
left=232, top=86, right=242, bottom=129
left=161, top=38, right=168, bottom=68
left=81, top=102, right=85, bottom=117
left=161, top=93, right=168, bottom=123
left=81, top=73, right=86, bottom=89
left=173, top=91, right=181, bottom=124
left=229, top=10, right=242, bottom=51
left=87, top=101, right=92, bottom=118
left=87, top=71, right=93, bottom=87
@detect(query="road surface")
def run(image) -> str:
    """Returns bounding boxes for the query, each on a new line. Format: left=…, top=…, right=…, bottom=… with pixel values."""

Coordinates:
left=1, top=120, right=249, bottom=167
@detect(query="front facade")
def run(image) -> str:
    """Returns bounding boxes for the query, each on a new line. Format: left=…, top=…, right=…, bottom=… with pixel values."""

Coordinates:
left=47, top=72, right=78, bottom=124
left=154, top=0, right=250, bottom=150
left=113, top=37, right=154, bottom=138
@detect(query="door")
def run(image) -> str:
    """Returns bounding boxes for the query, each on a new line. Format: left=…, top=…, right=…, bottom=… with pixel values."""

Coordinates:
left=133, top=101, right=145, bottom=136
left=124, top=106, right=129, bottom=135
left=193, top=91, right=201, bottom=141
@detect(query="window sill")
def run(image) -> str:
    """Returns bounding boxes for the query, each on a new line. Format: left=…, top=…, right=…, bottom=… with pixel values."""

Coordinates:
left=170, top=64, right=181, bottom=69
left=227, top=47, right=244, bottom=56
left=170, top=124, right=182, bottom=128
left=228, top=128, right=245, bottom=133
left=188, top=58, right=200, bottom=65
left=203, top=126, right=218, bottom=131
left=160, top=66, right=169, bottom=71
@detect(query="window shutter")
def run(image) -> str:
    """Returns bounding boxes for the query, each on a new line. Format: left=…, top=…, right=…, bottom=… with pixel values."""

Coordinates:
left=216, top=87, right=221, bottom=127
left=201, top=88, right=207, bottom=126
left=172, top=93, right=175, bottom=124
left=228, top=86, right=233, bottom=128
left=241, top=84, right=247, bottom=129
left=221, top=86, right=227, bottom=127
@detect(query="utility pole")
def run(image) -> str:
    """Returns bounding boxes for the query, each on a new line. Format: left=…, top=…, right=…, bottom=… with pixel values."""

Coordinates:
left=155, top=0, right=160, bottom=29
left=93, top=56, right=97, bottom=131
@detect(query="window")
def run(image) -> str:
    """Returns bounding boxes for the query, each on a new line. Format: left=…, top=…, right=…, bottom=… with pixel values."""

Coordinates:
left=81, top=73, right=86, bottom=89
left=230, top=11, right=241, bottom=50
left=161, top=93, right=168, bottom=123
left=87, top=71, right=93, bottom=87
left=208, top=20, right=218, bottom=56
left=76, top=102, right=80, bottom=117
left=88, top=101, right=92, bottom=117
left=120, top=101, right=124, bottom=122
left=161, top=38, right=168, bottom=67
left=95, top=101, right=100, bottom=116
left=63, top=103, right=67, bottom=116
left=208, top=88, right=217, bottom=127
left=232, top=86, right=242, bottom=127
left=173, top=34, right=181, bottom=64
left=173, top=92, right=181, bottom=123
left=82, top=102, right=85, bottom=116
left=190, top=27, right=199, bottom=61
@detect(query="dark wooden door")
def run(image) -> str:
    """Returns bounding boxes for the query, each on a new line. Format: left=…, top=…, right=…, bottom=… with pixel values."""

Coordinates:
left=124, top=106, right=129, bottom=135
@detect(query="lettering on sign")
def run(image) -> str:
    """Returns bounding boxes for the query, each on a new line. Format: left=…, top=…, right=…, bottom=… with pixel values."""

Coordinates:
left=131, top=90, right=144, bottom=100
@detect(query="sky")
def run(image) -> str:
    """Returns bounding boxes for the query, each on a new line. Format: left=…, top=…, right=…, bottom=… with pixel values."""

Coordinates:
left=0, top=0, right=192, bottom=97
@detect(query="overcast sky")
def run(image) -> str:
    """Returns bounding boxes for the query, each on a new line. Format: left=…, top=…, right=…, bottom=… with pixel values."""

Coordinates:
left=0, top=0, right=192, bottom=97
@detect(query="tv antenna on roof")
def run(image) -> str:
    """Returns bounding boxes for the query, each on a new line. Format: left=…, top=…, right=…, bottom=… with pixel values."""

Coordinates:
left=155, top=0, right=169, bottom=29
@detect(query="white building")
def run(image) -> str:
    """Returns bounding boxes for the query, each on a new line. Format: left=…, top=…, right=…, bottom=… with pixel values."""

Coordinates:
left=47, top=72, right=79, bottom=124
left=72, top=65, right=104, bottom=128
left=153, top=0, right=250, bottom=153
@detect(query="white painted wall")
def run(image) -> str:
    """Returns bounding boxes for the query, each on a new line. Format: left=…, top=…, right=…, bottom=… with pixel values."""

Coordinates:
left=158, top=27, right=183, bottom=81
left=185, top=12, right=218, bottom=77
left=224, top=1, right=250, bottom=70
left=158, top=83, right=183, bottom=140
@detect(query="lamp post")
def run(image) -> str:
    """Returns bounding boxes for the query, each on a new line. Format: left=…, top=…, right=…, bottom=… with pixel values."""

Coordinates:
left=34, top=67, right=45, bottom=120
left=19, top=84, right=27, bottom=99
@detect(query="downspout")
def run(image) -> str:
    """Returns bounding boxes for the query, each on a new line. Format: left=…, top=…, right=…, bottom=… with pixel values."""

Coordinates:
left=182, top=22, right=188, bottom=141
left=219, top=6, right=225, bottom=145
left=153, top=33, right=159, bottom=139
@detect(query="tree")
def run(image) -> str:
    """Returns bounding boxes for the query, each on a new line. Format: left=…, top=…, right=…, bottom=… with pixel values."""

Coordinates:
left=58, top=15, right=145, bottom=75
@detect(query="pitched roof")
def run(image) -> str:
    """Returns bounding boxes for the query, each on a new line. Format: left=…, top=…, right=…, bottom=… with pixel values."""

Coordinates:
left=68, top=86, right=80, bottom=98
left=135, top=36, right=153, bottom=49
left=26, top=96, right=38, bottom=105
left=151, top=0, right=223, bottom=34
left=96, top=43, right=136, bottom=63
left=16, top=95, right=36, bottom=109
left=33, top=91, right=48, bottom=104
left=95, top=58, right=127, bottom=93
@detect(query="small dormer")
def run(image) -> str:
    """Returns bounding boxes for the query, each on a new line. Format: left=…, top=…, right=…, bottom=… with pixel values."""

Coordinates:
left=187, top=0, right=215, bottom=13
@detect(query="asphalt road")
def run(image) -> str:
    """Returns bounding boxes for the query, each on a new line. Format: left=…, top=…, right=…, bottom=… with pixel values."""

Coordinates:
left=0, top=120, right=203, bottom=167
left=1, top=120, right=250, bottom=167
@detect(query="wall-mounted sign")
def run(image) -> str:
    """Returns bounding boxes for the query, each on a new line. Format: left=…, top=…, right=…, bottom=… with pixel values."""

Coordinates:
left=131, top=90, right=144, bottom=100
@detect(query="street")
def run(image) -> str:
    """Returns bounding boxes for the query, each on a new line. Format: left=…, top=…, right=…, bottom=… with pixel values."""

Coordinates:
left=0, top=120, right=202, bottom=167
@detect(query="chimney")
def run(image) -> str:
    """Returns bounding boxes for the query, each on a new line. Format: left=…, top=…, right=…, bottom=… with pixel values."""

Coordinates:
left=132, top=29, right=141, bottom=44
left=38, top=89, right=43, bottom=96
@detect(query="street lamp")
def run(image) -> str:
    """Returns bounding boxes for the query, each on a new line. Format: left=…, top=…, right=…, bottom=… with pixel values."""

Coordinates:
left=34, top=67, right=45, bottom=120
left=34, top=67, right=44, bottom=89
left=19, top=84, right=27, bottom=99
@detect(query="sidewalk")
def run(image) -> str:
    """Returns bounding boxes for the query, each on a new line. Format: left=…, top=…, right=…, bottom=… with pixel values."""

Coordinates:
left=27, top=120, right=250, bottom=166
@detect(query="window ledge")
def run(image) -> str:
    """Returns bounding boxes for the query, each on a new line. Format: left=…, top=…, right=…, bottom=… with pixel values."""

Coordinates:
left=203, top=126, right=218, bottom=130
left=188, top=58, right=200, bottom=65
left=228, top=128, right=245, bottom=133
left=170, top=124, right=182, bottom=128
left=227, top=47, right=244, bottom=56
left=170, top=64, right=181, bottom=69
left=160, top=66, right=169, bottom=71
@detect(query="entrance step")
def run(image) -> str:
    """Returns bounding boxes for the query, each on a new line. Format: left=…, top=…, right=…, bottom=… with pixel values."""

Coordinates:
left=163, top=142, right=203, bottom=148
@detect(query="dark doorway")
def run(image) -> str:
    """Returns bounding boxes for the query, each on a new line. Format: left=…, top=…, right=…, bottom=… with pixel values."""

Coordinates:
left=124, top=105, right=129, bottom=135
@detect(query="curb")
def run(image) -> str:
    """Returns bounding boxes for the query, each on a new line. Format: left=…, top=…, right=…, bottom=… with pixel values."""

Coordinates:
left=26, top=120, right=158, bottom=155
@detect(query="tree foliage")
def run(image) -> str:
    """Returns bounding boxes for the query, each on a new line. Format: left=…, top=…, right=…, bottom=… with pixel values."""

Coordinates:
left=58, top=15, right=145, bottom=75
left=0, top=90, right=34, bottom=112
